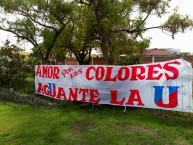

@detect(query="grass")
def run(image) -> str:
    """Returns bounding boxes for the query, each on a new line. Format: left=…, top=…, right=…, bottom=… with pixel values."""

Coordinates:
left=0, top=101, right=193, bottom=145
left=16, top=74, right=35, bottom=94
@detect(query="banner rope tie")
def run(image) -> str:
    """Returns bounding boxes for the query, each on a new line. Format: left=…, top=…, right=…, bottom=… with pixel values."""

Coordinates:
left=123, top=106, right=127, bottom=112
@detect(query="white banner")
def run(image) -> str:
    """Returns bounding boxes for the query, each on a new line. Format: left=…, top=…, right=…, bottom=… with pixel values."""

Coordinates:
left=35, top=59, right=193, bottom=112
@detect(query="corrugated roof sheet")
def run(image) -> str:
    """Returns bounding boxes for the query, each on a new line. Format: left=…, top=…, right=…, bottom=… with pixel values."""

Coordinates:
left=144, top=48, right=178, bottom=56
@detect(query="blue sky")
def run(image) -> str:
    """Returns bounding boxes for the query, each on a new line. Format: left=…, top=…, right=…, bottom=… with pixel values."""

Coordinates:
left=0, top=0, right=193, bottom=53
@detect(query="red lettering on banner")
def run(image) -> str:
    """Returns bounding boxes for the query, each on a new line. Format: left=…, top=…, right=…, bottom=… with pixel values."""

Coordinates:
left=35, top=65, right=41, bottom=77
left=117, top=67, right=130, bottom=81
left=163, top=61, right=180, bottom=80
left=43, top=84, right=50, bottom=96
left=68, top=88, right=78, bottom=101
left=70, top=68, right=82, bottom=79
left=62, top=67, right=73, bottom=78
left=85, top=61, right=181, bottom=82
left=104, top=67, right=117, bottom=82
left=79, top=88, right=89, bottom=102
left=86, top=66, right=95, bottom=80
left=36, top=83, right=102, bottom=103
left=131, top=66, right=145, bottom=80
left=37, top=83, right=55, bottom=97
left=37, top=83, right=43, bottom=93
left=57, top=87, right=67, bottom=100
left=35, top=65, right=60, bottom=79
left=96, top=66, right=105, bottom=81
left=110, top=90, right=125, bottom=105
left=89, top=89, right=100, bottom=104
left=42, top=66, right=47, bottom=78
left=125, top=90, right=144, bottom=106
left=109, top=89, right=144, bottom=106
left=147, top=64, right=163, bottom=80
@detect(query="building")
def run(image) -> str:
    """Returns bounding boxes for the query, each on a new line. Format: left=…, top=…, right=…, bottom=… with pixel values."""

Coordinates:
left=142, top=48, right=181, bottom=63
left=60, top=48, right=193, bottom=66
left=142, top=48, right=193, bottom=67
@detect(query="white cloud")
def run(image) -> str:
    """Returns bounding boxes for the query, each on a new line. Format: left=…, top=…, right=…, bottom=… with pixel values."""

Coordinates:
left=146, top=0, right=193, bottom=53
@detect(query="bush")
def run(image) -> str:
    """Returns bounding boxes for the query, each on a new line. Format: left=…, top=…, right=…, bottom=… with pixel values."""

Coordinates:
left=118, top=55, right=141, bottom=65
left=0, top=40, right=28, bottom=89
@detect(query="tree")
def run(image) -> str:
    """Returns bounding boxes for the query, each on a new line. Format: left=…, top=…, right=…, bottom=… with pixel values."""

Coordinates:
left=0, top=0, right=74, bottom=63
left=1, top=0, right=193, bottom=65
left=53, top=3, right=97, bottom=65
left=66, top=4, right=96, bottom=65
left=76, top=0, right=193, bottom=64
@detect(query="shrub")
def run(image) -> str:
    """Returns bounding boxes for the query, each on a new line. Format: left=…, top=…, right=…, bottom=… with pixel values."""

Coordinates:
left=0, top=40, right=27, bottom=89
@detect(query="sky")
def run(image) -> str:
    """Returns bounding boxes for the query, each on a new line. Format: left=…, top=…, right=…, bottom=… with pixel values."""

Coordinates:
left=0, top=0, right=193, bottom=53
left=145, top=0, right=193, bottom=53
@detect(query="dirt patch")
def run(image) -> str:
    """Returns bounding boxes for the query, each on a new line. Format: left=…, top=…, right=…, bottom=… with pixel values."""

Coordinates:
left=71, top=122, right=95, bottom=133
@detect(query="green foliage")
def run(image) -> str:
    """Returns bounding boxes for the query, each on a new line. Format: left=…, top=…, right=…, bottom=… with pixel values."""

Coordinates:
left=0, top=40, right=27, bottom=89
left=0, top=0, right=74, bottom=63
left=30, top=44, right=45, bottom=64
left=0, top=0, right=193, bottom=64
left=76, top=0, right=193, bottom=64
left=118, top=55, right=141, bottom=65
left=163, top=12, right=193, bottom=39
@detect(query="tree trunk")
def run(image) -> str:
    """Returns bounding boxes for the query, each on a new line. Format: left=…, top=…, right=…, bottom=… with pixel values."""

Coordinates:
left=100, top=44, right=110, bottom=65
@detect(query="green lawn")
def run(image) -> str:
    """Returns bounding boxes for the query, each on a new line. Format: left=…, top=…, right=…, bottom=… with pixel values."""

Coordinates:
left=0, top=101, right=193, bottom=145
left=17, top=74, right=35, bottom=94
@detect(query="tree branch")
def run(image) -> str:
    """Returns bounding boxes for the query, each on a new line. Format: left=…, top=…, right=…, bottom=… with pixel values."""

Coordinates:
left=111, top=26, right=162, bottom=34
left=0, top=26, right=38, bottom=47
left=78, top=0, right=90, bottom=6
left=44, top=20, right=71, bottom=62
left=18, top=8, right=58, bottom=32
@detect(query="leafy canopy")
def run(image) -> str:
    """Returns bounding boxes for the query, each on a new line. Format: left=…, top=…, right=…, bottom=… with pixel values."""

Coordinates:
left=0, top=0, right=193, bottom=64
